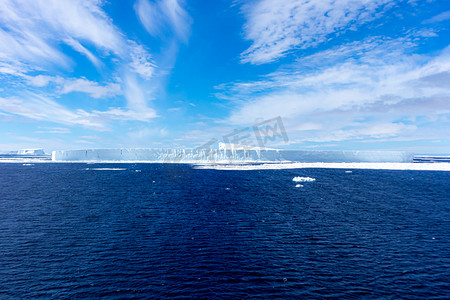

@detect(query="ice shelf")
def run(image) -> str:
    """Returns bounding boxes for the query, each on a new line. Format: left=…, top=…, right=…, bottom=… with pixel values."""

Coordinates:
left=18, top=149, right=45, bottom=155
left=51, top=148, right=414, bottom=163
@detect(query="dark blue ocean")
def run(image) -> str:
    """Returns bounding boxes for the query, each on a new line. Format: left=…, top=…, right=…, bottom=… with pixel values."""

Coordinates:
left=0, top=163, right=449, bottom=299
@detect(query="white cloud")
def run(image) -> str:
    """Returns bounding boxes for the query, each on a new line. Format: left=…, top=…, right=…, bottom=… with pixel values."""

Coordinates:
left=294, top=122, right=323, bottom=131
left=423, top=10, right=450, bottom=24
left=301, top=123, right=418, bottom=143
left=123, top=75, right=158, bottom=121
left=128, top=127, right=168, bottom=140
left=64, top=37, right=102, bottom=68
left=128, top=42, right=156, bottom=80
left=0, top=0, right=122, bottom=69
left=75, top=139, right=94, bottom=144
left=20, top=74, right=122, bottom=99
left=240, top=0, right=399, bottom=64
left=26, top=75, right=63, bottom=87
left=0, top=61, right=29, bottom=77
left=123, top=78, right=146, bottom=109
left=80, top=135, right=100, bottom=140
left=60, top=78, right=121, bottom=99
left=20, top=74, right=123, bottom=99
left=0, top=94, right=158, bottom=130
left=218, top=37, right=450, bottom=143
left=94, top=107, right=157, bottom=122
left=0, top=95, right=106, bottom=129
left=135, top=0, right=191, bottom=42
left=0, top=0, right=159, bottom=124
left=0, top=0, right=157, bottom=78
left=36, top=127, right=71, bottom=134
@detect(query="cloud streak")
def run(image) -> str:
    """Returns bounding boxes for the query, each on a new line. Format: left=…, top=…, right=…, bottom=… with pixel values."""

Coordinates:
left=0, top=93, right=158, bottom=130
left=60, top=79, right=121, bottom=99
left=0, top=0, right=157, bottom=78
left=0, top=0, right=158, bottom=127
left=0, top=0, right=121, bottom=69
left=135, top=0, right=192, bottom=43
left=0, top=95, right=106, bottom=129
left=240, top=0, right=400, bottom=64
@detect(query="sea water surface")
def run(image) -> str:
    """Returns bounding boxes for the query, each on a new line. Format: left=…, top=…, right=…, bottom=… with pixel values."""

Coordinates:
left=0, top=163, right=449, bottom=299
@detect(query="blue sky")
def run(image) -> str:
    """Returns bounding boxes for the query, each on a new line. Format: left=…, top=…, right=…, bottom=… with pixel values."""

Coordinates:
left=0, top=0, right=449, bottom=154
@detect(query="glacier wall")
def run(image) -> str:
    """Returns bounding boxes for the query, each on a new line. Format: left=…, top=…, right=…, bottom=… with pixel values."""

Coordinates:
left=18, top=148, right=45, bottom=155
left=52, top=148, right=414, bottom=163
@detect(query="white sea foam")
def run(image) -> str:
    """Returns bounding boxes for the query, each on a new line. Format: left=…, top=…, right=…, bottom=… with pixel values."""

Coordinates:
left=85, top=168, right=127, bottom=171
left=293, top=176, right=316, bottom=182
left=0, top=158, right=51, bottom=163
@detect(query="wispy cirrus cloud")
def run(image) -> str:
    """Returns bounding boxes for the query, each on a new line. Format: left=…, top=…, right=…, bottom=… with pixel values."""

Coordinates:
left=240, top=0, right=401, bottom=64
left=60, top=78, right=121, bottom=99
left=0, top=95, right=106, bottom=129
left=128, top=41, right=157, bottom=80
left=0, top=0, right=158, bottom=127
left=0, top=93, right=157, bottom=130
left=0, top=0, right=156, bottom=78
left=21, top=75, right=122, bottom=99
left=64, top=37, right=103, bottom=68
left=36, top=127, right=71, bottom=134
left=123, top=75, right=158, bottom=121
left=135, top=0, right=192, bottom=43
left=423, top=10, right=450, bottom=24
left=0, top=0, right=122, bottom=70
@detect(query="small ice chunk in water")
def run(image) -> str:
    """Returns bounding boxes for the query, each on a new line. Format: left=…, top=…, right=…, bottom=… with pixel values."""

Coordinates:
left=295, top=184, right=303, bottom=188
left=345, top=170, right=352, bottom=173
left=292, top=176, right=315, bottom=182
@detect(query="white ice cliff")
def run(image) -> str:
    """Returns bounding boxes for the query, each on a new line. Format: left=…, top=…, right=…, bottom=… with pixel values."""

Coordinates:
left=51, top=148, right=414, bottom=163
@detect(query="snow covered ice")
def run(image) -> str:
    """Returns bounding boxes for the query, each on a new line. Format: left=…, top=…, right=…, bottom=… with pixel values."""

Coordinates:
left=293, top=177, right=316, bottom=182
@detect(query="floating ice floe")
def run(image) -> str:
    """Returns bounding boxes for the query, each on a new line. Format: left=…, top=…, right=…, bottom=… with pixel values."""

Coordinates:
left=295, top=184, right=303, bottom=188
left=193, top=162, right=450, bottom=171
left=345, top=170, right=352, bottom=173
left=292, top=176, right=316, bottom=182
left=22, top=164, right=34, bottom=166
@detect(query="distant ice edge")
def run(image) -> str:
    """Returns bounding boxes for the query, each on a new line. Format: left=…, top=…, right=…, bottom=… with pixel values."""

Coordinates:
left=52, top=148, right=414, bottom=163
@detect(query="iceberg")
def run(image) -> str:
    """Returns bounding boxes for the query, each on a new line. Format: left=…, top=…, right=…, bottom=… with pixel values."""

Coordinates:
left=18, top=148, right=45, bottom=155
left=52, top=148, right=414, bottom=163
